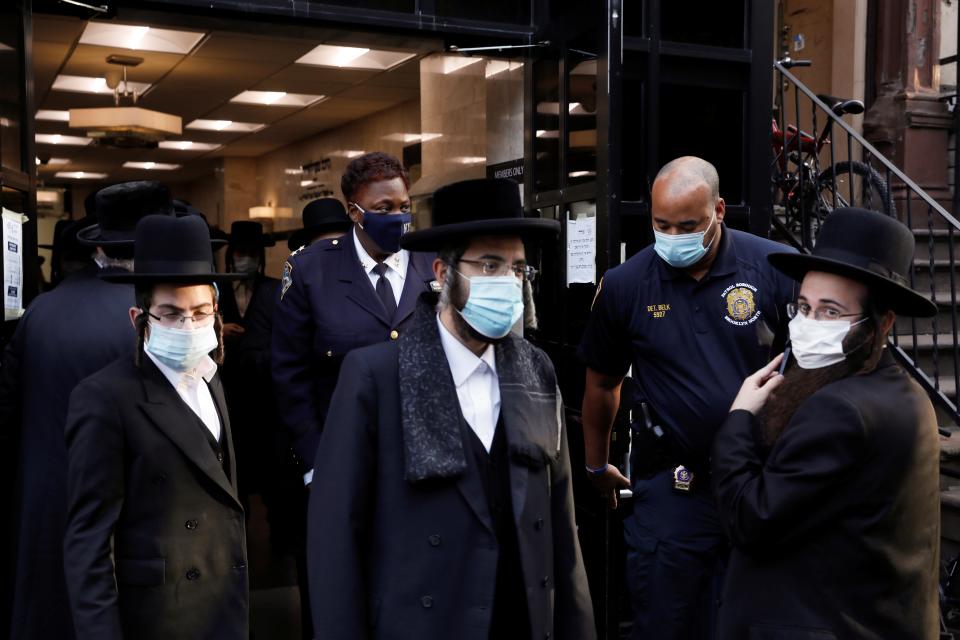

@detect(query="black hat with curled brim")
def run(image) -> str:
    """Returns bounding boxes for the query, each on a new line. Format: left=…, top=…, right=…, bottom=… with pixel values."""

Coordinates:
left=767, top=207, right=937, bottom=318
left=101, top=214, right=247, bottom=284
left=77, top=181, right=175, bottom=246
left=399, top=178, right=559, bottom=252
left=289, top=198, right=352, bottom=251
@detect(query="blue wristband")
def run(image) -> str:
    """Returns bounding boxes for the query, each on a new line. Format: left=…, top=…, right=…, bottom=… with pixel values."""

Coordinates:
left=585, top=463, right=608, bottom=477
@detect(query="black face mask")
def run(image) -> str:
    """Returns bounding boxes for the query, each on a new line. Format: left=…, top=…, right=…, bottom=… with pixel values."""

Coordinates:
left=353, top=203, right=411, bottom=254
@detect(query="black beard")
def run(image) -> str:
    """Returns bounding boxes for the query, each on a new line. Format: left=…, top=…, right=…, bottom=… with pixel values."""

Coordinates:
left=448, top=271, right=509, bottom=346
left=758, top=320, right=883, bottom=450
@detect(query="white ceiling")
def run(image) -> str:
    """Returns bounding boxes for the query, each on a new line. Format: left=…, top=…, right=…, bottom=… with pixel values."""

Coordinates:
left=33, top=11, right=438, bottom=186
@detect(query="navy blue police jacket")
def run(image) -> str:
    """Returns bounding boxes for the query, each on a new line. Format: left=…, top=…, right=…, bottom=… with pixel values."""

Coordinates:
left=271, top=233, right=435, bottom=467
left=579, top=225, right=798, bottom=465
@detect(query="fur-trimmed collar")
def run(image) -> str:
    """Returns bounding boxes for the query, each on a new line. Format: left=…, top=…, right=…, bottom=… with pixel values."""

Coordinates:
left=398, top=293, right=561, bottom=483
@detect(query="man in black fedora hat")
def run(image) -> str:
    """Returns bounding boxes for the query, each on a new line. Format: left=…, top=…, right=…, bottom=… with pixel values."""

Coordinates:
left=218, top=220, right=281, bottom=508
left=287, top=197, right=352, bottom=252
left=0, top=180, right=173, bottom=640
left=306, top=178, right=595, bottom=640
left=712, top=207, right=940, bottom=639
left=63, top=214, right=249, bottom=640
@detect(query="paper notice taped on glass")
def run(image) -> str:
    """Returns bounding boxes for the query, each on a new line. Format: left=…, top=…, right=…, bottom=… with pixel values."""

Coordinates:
left=566, top=211, right=596, bottom=285
left=3, top=208, right=25, bottom=320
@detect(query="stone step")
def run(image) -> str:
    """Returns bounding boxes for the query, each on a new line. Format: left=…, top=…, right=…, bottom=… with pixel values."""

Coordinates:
left=910, top=259, right=960, bottom=291
left=893, top=334, right=960, bottom=379
left=895, top=293, right=960, bottom=334
left=911, top=228, right=960, bottom=261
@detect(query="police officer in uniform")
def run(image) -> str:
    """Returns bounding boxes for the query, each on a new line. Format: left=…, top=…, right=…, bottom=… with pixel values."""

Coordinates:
left=270, top=151, right=434, bottom=636
left=578, top=157, right=797, bottom=639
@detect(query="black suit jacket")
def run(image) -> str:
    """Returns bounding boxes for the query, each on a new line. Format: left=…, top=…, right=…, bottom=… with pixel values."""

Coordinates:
left=271, top=236, right=435, bottom=466
left=0, top=266, right=134, bottom=640
left=306, top=301, right=595, bottom=640
left=711, top=351, right=940, bottom=639
left=64, top=355, right=248, bottom=640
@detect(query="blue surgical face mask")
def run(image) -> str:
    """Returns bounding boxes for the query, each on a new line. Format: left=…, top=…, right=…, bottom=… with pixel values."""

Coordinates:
left=232, top=256, right=260, bottom=274
left=352, top=203, right=411, bottom=254
left=654, top=212, right=718, bottom=268
left=145, top=321, right=219, bottom=372
left=456, top=273, right=524, bottom=340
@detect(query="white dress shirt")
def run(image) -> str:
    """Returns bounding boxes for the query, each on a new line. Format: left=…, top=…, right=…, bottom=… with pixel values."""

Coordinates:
left=146, top=351, right=221, bottom=441
left=436, top=315, right=501, bottom=452
left=353, top=228, right=408, bottom=302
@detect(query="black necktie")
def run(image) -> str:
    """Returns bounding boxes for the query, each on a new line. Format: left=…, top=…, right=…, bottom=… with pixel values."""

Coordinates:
left=372, top=263, right=397, bottom=318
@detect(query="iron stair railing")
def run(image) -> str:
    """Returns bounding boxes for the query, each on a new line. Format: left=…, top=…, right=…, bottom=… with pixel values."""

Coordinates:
left=773, top=60, right=960, bottom=431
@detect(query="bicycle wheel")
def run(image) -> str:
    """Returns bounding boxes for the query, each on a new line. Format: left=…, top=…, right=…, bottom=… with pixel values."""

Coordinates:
left=817, top=161, right=896, bottom=217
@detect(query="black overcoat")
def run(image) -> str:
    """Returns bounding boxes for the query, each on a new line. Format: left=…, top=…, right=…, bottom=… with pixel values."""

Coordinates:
left=307, top=296, right=595, bottom=640
left=271, top=236, right=435, bottom=468
left=63, top=355, right=248, bottom=640
left=712, top=350, right=940, bottom=639
left=0, top=266, right=134, bottom=640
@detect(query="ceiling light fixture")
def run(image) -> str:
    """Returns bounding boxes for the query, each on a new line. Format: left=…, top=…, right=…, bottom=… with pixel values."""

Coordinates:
left=187, top=119, right=265, bottom=133
left=230, top=91, right=324, bottom=107
left=53, top=74, right=150, bottom=95
left=79, top=22, right=205, bottom=54
left=36, top=110, right=71, bottom=122
left=55, top=171, right=108, bottom=179
left=36, top=133, right=93, bottom=146
left=383, top=132, right=442, bottom=143
left=158, top=140, right=221, bottom=151
left=296, top=44, right=416, bottom=71
left=123, top=161, right=182, bottom=170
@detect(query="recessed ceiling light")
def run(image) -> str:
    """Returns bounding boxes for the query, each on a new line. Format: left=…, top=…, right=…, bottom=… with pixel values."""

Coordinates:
left=285, top=168, right=304, bottom=175
left=123, top=161, right=182, bottom=170
left=46, top=157, right=70, bottom=166
left=568, top=170, right=597, bottom=178
left=157, top=140, right=222, bottom=151
left=55, top=171, right=108, bottom=179
left=383, top=132, right=442, bottom=143
left=329, top=150, right=365, bottom=158
left=53, top=74, right=151, bottom=95
left=296, top=44, right=416, bottom=70
left=455, top=156, right=486, bottom=165
left=36, top=133, right=93, bottom=146
left=36, top=110, right=71, bottom=122
left=79, top=23, right=205, bottom=54
left=230, top=91, right=324, bottom=107
left=186, top=119, right=265, bottom=133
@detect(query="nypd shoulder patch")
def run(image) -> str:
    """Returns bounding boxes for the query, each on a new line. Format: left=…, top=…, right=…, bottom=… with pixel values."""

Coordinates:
left=281, top=260, right=294, bottom=301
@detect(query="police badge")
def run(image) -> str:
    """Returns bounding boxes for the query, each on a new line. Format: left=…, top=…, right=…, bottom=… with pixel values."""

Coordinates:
left=672, top=465, right=694, bottom=492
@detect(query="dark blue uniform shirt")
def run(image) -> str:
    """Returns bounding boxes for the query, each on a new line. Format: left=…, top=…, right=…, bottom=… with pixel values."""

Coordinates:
left=578, top=225, right=797, bottom=460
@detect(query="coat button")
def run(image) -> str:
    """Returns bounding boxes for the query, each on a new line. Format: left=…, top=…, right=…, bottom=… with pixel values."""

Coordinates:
left=185, top=519, right=198, bottom=530
left=332, top=239, right=339, bottom=246
left=186, top=568, right=201, bottom=581
left=420, top=595, right=433, bottom=609
left=428, top=534, right=441, bottom=547
left=545, top=633, right=551, bottom=639
left=217, top=452, right=224, bottom=463
left=534, top=517, right=545, bottom=531
left=390, top=330, right=399, bottom=340
left=232, top=562, right=247, bottom=571
left=326, top=350, right=333, bottom=357
left=541, top=576, right=550, bottom=587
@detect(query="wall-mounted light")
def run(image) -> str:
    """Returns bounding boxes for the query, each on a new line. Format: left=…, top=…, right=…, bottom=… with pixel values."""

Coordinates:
left=249, top=204, right=293, bottom=219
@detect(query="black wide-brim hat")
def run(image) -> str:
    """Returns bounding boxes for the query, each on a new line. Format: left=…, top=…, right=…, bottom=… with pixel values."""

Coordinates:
left=767, top=207, right=937, bottom=318
left=78, top=181, right=174, bottom=247
left=289, top=198, right=352, bottom=251
left=230, top=220, right=275, bottom=248
left=174, top=199, right=228, bottom=249
left=102, top=214, right=246, bottom=284
left=400, top=178, right=559, bottom=252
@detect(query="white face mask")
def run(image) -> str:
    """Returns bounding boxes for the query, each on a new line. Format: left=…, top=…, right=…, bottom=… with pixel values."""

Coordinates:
left=145, top=322, right=219, bottom=372
left=788, top=313, right=868, bottom=370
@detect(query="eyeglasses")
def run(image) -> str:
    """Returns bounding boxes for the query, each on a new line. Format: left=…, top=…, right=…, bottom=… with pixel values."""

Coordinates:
left=458, top=258, right=538, bottom=282
left=147, top=310, right=216, bottom=327
left=786, top=301, right=865, bottom=322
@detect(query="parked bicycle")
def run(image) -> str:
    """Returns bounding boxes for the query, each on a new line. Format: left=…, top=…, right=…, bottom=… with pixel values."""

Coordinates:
left=771, top=56, right=896, bottom=249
